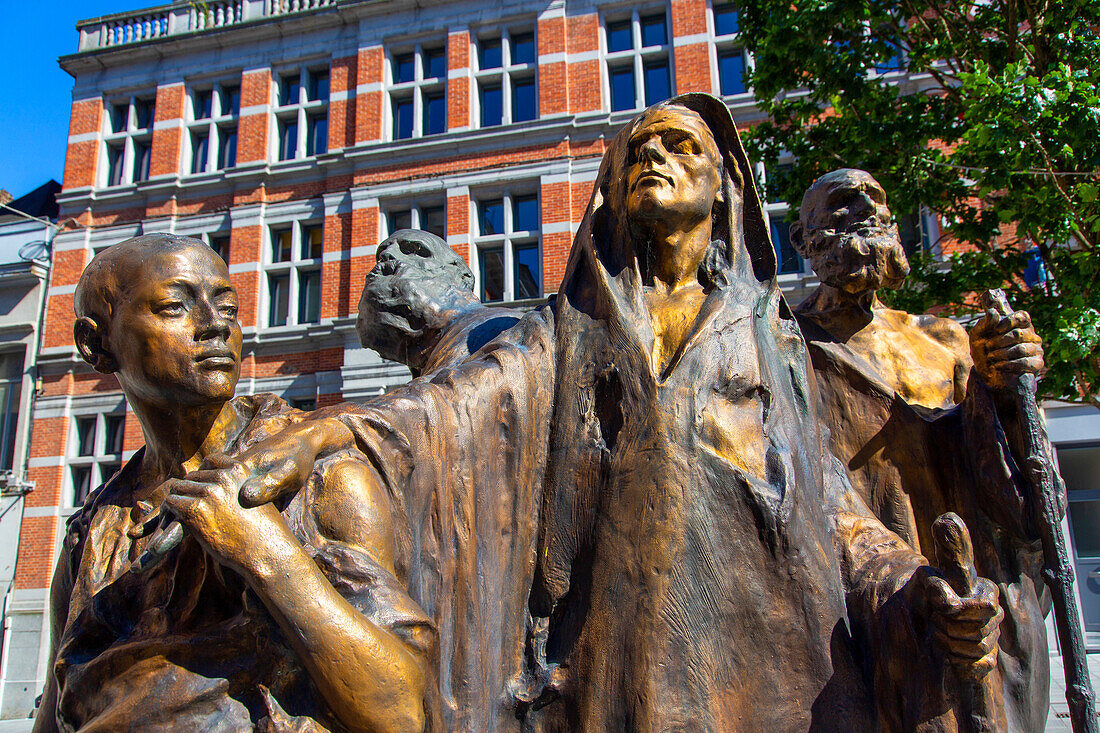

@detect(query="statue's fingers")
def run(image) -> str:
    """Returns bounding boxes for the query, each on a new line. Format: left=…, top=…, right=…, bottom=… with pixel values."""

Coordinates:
left=163, top=477, right=213, bottom=498
left=987, top=327, right=1042, bottom=349
left=987, top=342, right=1042, bottom=363
left=924, top=574, right=961, bottom=616
left=129, top=521, right=185, bottom=574
left=933, top=626, right=999, bottom=660
left=198, top=452, right=236, bottom=471
left=970, top=310, right=998, bottom=339
left=239, top=458, right=302, bottom=508
left=988, top=355, right=1045, bottom=375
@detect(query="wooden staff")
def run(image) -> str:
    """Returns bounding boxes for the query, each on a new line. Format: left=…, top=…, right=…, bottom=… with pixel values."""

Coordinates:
left=980, top=288, right=1097, bottom=733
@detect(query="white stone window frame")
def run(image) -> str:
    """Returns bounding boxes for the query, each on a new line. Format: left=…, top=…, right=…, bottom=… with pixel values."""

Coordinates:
left=386, top=41, right=448, bottom=141
left=67, top=411, right=127, bottom=507
left=472, top=27, right=538, bottom=129
left=184, top=80, right=241, bottom=175
left=263, top=219, right=325, bottom=329
left=100, top=94, right=156, bottom=188
left=708, top=1, right=755, bottom=100
left=600, top=8, right=674, bottom=114
left=272, top=65, right=330, bottom=162
left=380, top=199, right=447, bottom=240
left=471, top=189, right=541, bottom=303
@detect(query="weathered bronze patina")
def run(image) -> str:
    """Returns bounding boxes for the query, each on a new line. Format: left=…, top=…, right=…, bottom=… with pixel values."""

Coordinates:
left=35, top=235, right=435, bottom=733
left=791, top=169, right=1057, bottom=732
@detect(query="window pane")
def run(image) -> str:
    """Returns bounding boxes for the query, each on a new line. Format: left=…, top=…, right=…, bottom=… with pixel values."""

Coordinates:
left=291, top=397, right=317, bottom=411
left=770, top=217, right=802, bottom=274
left=643, top=60, right=671, bottom=105
left=100, top=462, right=122, bottom=485
left=514, top=244, right=540, bottom=299
left=424, top=91, right=446, bottom=135
left=298, top=270, right=321, bottom=324
left=272, top=229, right=293, bottom=262
left=308, top=113, right=328, bottom=156
left=103, top=414, right=125, bottom=454
left=422, top=206, right=446, bottom=238
left=309, top=70, right=329, bottom=101
left=191, top=132, right=209, bottom=174
left=280, top=75, right=300, bottom=106
left=1070, top=500, right=1100, bottom=558
left=479, top=38, right=502, bottom=69
left=209, top=235, right=230, bottom=263
left=479, top=199, right=504, bottom=235
left=513, top=78, right=536, bottom=122
left=480, top=83, right=503, bottom=127
left=303, top=225, right=323, bottom=259
left=513, top=195, right=538, bottom=232
left=394, top=97, right=414, bottom=139
left=610, top=66, right=635, bottom=112
left=133, top=141, right=151, bottom=182
left=134, top=99, right=155, bottom=129
left=219, top=126, right=237, bottom=169
left=75, top=417, right=95, bottom=456
left=718, top=50, right=747, bottom=96
left=388, top=210, right=413, bottom=234
left=107, top=145, right=124, bottom=186
left=268, top=273, right=289, bottom=326
left=395, top=54, right=415, bottom=83
left=280, top=119, right=298, bottom=160
left=195, top=90, right=213, bottom=119
left=512, top=33, right=535, bottom=65
left=607, top=20, right=632, bottom=53
left=425, top=48, right=446, bottom=79
left=72, top=466, right=92, bottom=506
left=110, top=103, right=128, bottom=133
left=479, top=247, right=505, bottom=302
left=222, top=86, right=241, bottom=116
left=714, top=5, right=739, bottom=36
left=640, top=14, right=667, bottom=47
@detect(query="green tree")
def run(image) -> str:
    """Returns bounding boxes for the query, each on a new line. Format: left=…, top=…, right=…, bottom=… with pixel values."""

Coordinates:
left=736, top=0, right=1100, bottom=405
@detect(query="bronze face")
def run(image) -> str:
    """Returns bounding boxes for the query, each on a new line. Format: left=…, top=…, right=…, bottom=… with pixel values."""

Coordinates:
left=106, top=243, right=242, bottom=408
left=625, top=107, right=724, bottom=232
left=796, top=169, right=909, bottom=294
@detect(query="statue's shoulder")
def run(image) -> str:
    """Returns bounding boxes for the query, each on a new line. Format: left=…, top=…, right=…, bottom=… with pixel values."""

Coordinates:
left=907, top=309, right=969, bottom=353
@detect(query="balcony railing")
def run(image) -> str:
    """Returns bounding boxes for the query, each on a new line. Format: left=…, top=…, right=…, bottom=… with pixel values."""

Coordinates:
left=77, top=0, right=336, bottom=51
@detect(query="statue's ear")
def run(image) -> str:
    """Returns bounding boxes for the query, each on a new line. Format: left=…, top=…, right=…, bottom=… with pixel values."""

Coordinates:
left=789, top=219, right=805, bottom=256
left=74, top=317, right=118, bottom=374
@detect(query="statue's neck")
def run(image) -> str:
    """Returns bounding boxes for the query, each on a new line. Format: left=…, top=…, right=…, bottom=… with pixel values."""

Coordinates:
left=802, top=283, right=879, bottom=338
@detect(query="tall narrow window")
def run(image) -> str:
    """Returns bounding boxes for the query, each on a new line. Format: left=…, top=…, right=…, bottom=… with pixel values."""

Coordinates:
left=0, top=350, right=23, bottom=472
left=102, top=95, right=156, bottom=187
left=67, top=411, right=126, bottom=506
left=474, top=192, right=541, bottom=302
left=713, top=3, right=751, bottom=98
left=382, top=202, right=446, bottom=239
left=265, top=221, right=325, bottom=328
left=186, top=81, right=241, bottom=174
left=274, top=67, right=330, bottom=160
left=389, top=43, right=447, bottom=139
left=475, top=28, right=537, bottom=128
left=604, top=12, right=672, bottom=112
left=191, top=131, right=209, bottom=174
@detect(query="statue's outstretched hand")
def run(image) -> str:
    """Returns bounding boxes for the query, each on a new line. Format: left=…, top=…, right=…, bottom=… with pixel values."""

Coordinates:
left=905, top=512, right=1003, bottom=680
left=236, top=416, right=357, bottom=507
left=969, top=307, right=1043, bottom=391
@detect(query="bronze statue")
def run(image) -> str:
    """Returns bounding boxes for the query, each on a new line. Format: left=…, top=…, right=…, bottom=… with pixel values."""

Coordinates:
left=206, top=96, right=1009, bottom=732
left=35, top=235, right=435, bottom=733
left=791, top=169, right=1056, bottom=732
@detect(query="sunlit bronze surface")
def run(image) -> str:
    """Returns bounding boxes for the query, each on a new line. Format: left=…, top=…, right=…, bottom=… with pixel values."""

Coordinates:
left=213, top=97, right=1011, bottom=732
left=34, top=236, right=435, bottom=733
left=793, top=169, right=1056, bottom=732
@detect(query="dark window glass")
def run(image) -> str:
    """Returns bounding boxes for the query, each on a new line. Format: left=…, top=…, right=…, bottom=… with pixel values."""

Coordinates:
left=223, top=86, right=241, bottom=116
left=607, top=20, right=632, bottom=53
left=424, top=91, right=446, bottom=135
left=514, top=244, right=540, bottom=299
left=394, top=97, right=414, bottom=139
left=479, top=199, right=504, bottom=235
left=479, top=246, right=505, bottom=302
left=512, top=33, right=535, bottom=64
left=480, top=83, right=503, bottom=127
left=298, top=270, right=321, bottom=324
left=388, top=210, right=412, bottom=234
left=280, top=75, right=300, bottom=106
left=107, top=144, right=124, bottom=186
left=290, top=397, right=316, bottom=411
left=309, top=69, right=329, bottom=101
left=75, top=418, right=95, bottom=456
left=272, top=228, right=293, bottom=262
left=219, top=126, right=237, bottom=168
left=100, top=462, right=122, bottom=484
left=0, top=354, right=22, bottom=471
left=643, top=60, right=671, bottom=105
left=640, top=14, right=667, bottom=47
left=307, top=113, right=328, bottom=156
left=303, top=225, right=323, bottom=259
left=513, top=195, right=538, bottom=232
left=268, top=273, right=289, bottom=326
left=133, top=140, right=151, bottom=181
left=191, top=132, right=209, bottom=174
left=110, top=103, right=128, bottom=133
left=104, top=415, right=125, bottom=454
left=134, top=99, right=155, bottom=129
left=513, top=78, right=536, bottom=122
left=425, top=48, right=446, bottom=79
left=718, top=49, right=747, bottom=95
left=195, top=90, right=213, bottom=119
left=422, top=206, right=446, bottom=238
left=479, top=38, right=502, bottom=69
left=395, top=54, right=416, bottom=83
left=209, top=235, right=230, bottom=263
left=770, top=217, right=802, bottom=274
left=279, top=119, right=298, bottom=160
left=610, top=66, right=635, bottom=111
left=714, top=5, right=739, bottom=36
left=72, top=465, right=92, bottom=506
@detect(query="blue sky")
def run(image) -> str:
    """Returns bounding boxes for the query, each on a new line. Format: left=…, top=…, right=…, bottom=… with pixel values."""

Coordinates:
left=1, top=2, right=145, bottom=198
